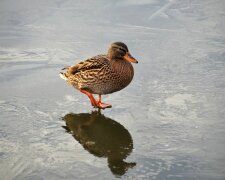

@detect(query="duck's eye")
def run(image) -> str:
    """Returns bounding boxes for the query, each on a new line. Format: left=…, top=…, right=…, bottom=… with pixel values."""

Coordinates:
left=118, top=47, right=126, bottom=54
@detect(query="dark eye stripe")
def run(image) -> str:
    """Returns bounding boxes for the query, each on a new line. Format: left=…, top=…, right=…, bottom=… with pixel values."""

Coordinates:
left=118, top=47, right=126, bottom=53
left=111, top=45, right=127, bottom=53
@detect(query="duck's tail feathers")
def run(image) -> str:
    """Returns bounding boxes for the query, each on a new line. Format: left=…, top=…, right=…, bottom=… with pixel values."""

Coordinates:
left=59, top=72, right=68, bottom=81
left=61, top=66, right=70, bottom=70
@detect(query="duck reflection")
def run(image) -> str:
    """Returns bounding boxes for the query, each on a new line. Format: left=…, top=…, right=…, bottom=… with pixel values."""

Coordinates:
left=62, top=111, right=136, bottom=176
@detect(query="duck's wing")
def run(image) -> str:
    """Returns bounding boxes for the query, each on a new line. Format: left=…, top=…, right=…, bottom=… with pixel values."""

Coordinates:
left=66, top=55, right=109, bottom=75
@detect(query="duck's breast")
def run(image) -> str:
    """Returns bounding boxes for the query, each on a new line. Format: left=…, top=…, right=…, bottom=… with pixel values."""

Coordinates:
left=89, top=60, right=134, bottom=95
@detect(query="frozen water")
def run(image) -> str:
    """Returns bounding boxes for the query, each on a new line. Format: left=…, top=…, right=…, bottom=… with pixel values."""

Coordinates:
left=0, top=0, right=225, bottom=179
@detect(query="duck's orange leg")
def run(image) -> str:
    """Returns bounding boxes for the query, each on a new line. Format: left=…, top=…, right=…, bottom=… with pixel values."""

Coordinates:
left=97, top=95, right=112, bottom=109
left=79, top=90, right=112, bottom=109
left=80, top=89, right=98, bottom=107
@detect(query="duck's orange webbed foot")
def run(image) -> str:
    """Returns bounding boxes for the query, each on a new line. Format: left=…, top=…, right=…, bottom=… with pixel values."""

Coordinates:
left=97, top=95, right=112, bottom=109
left=80, top=90, right=112, bottom=109
left=97, top=102, right=112, bottom=109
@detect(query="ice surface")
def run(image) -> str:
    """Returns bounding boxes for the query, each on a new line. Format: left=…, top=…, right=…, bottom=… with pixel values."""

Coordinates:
left=0, top=0, right=225, bottom=179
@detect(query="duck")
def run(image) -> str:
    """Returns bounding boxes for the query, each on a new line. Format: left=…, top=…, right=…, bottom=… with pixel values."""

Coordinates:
left=59, top=42, right=138, bottom=109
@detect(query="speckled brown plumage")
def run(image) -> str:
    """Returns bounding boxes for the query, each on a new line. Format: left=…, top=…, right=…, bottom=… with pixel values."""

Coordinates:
left=60, top=42, right=138, bottom=109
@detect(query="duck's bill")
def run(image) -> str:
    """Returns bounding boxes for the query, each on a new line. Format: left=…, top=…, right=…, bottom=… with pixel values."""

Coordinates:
left=124, top=52, right=138, bottom=63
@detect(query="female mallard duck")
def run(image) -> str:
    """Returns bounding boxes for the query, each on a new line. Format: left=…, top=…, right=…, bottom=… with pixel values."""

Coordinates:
left=60, top=42, right=138, bottom=109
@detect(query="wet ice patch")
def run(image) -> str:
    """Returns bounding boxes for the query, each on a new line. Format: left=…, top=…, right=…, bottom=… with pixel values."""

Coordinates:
left=148, top=93, right=202, bottom=122
left=34, top=110, right=53, bottom=120
left=165, top=93, right=197, bottom=109
left=120, top=0, right=158, bottom=6
left=0, top=99, right=6, bottom=104
left=64, top=95, right=78, bottom=102
left=56, top=94, right=84, bottom=111
left=0, top=47, right=73, bottom=65
left=0, top=48, right=48, bottom=62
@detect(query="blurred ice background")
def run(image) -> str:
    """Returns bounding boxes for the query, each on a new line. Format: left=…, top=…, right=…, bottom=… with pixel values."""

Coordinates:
left=0, top=0, right=225, bottom=179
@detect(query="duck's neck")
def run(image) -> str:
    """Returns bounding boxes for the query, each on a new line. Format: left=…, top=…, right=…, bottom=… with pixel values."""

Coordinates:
left=110, top=59, right=134, bottom=82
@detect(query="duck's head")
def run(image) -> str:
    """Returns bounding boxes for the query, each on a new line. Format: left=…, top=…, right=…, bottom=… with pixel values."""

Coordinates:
left=107, top=42, right=138, bottom=63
